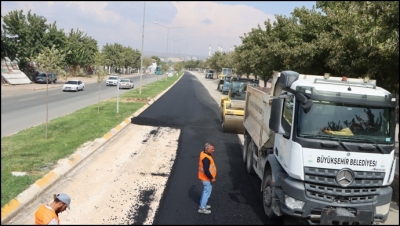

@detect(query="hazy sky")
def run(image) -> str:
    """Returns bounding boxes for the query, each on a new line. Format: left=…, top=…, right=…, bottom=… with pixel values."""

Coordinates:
left=1, top=1, right=316, bottom=58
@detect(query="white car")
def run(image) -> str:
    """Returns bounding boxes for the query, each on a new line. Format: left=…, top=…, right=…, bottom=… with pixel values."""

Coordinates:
left=119, top=79, right=134, bottom=89
left=106, top=76, right=119, bottom=86
left=62, top=80, right=85, bottom=92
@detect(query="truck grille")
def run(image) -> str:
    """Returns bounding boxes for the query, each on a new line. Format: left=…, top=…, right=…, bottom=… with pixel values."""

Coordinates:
left=304, top=167, right=384, bottom=204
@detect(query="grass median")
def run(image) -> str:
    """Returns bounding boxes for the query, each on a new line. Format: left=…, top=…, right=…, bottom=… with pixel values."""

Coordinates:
left=1, top=73, right=183, bottom=208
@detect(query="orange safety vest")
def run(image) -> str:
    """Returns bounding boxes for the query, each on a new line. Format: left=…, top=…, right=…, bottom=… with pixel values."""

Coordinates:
left=35, top=204, right=60, bottom=225
left=198, top=151, right=217, bottom=181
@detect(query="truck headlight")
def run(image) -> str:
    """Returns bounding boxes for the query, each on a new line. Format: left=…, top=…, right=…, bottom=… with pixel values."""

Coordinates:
left=284, top=194, right=305, bottom=210
left=375, top=203, right=390, bottom=215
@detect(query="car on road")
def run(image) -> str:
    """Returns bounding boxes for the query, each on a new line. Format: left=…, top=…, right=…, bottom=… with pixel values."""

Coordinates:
left=106, top=76, right=119, bottom=86
left=62, top=80, right=85, bottom=92
left=119, top=79, right=134, bottom=89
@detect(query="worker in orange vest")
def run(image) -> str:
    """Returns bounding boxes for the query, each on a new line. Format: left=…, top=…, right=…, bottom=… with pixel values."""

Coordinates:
left=198, top=142, right=217, bottom=214
left=35, top=193, right=71, bottom=225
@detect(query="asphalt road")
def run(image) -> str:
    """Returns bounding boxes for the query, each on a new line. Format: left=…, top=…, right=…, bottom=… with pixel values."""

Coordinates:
left=137, top=72, right=281, bottom=224
left=1, top=73, right=162, bottom=137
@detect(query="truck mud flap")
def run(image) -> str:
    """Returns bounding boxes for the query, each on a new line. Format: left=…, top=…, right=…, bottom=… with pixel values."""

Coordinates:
left=223, top=115, right=244, bottom=134
left=320, top=207, right=372, bottom=225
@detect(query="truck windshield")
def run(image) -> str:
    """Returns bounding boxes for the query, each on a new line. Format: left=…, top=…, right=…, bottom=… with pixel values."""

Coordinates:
left=297, top=101, right=393, bottom=144
left=230, top=80, right=258, bottom=101
left=222, top=68, right=232, bottom=75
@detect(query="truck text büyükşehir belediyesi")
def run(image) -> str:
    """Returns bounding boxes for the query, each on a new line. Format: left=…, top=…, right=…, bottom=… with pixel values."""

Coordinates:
left=242, top=70, right=397, bottom=224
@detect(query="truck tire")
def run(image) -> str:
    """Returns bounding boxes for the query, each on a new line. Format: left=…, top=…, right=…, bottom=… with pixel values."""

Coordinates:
left=243, top=134, right=250, bottom=163
left=246, top=140, right=255, bottom=174
left=263, top=173, right=279, bottom=219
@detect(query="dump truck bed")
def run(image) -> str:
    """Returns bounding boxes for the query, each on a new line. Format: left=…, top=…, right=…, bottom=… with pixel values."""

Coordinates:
left=243, top=71, right=282, bottom=149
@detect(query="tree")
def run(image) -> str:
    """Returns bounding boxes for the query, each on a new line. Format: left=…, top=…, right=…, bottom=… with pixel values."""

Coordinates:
left=159, top=61, right=168, bottom=74
left=124, top=46, right=141, bottom=72
left=44, top=22, right=67, bottom=51
left=1, top=9, right=49, bottom=70
left=142, top=57, right=154, bottom=72
left=64, top=28, right=97, bottom=77
left=151, top=55, right=161, bottom=66
left=173, top=61, right=184, bottom=74
left=29, top=45, right=66, bottom=139
left=206, top=52, right=223, bottom=73
left=1, top=28, right=20, bottom=61
left=94, top=51, right=107, bottom=113
left=316, top=1, right=398, bottom=94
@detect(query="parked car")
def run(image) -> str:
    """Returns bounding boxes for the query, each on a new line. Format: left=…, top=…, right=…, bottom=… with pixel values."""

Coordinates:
left=106, top=76, right=119, bottom=86
left=48, top=73, right=57, bottom=83
left=35, top=72, right=57, bottom=84
left=35, top=73, right=51, bottom=84
left=62, top=80, right=85, bottom=92
left=119, top=79, right=134, bottom=89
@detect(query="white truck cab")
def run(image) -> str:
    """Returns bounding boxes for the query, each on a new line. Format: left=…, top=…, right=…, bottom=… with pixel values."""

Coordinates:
left=243, top=70, right=397, bottom=224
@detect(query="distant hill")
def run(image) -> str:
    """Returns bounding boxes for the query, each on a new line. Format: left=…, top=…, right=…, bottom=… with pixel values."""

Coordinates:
left=143, top=50, right=208, bottom=61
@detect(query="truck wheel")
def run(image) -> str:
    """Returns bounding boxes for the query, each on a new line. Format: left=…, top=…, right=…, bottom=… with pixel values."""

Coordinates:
left=263, top=173, right=279, bottom=219
left=243, top=135, right=250, bottom=163
left=246, top=140, right=255, bottom=174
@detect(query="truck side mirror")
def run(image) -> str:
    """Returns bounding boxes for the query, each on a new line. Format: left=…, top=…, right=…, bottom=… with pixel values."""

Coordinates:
left=301, top=99, right=313, bottom=113
left=294, top=92, right=313, bottom=113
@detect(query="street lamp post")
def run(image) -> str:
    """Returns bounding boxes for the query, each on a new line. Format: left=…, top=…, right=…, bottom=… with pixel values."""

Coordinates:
left=140, top=2, right=146, bottom=94
left=153, top=22, right=183, bottom=55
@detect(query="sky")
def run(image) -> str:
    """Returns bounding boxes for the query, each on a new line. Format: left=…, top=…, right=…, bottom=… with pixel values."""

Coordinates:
left=1, top=1, right=317, bottom=59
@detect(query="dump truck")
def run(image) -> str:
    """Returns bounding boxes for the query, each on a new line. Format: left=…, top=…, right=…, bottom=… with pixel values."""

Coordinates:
left=220, top=76, right=258, bottom=133
left=242, top=70, right=397, bottom=224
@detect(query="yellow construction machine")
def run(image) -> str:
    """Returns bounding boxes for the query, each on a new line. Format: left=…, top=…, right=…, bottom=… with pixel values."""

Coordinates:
left=220, top=76, right=259, bottom=133
left=217, top=68, right=232, bottom=91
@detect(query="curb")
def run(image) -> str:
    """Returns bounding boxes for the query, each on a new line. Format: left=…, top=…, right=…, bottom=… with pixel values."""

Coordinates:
left=0, top=73, right=184, bottom=224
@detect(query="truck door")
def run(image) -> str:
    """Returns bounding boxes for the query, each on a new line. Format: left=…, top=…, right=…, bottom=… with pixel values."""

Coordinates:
left=275, top=93, right=294, bottom=171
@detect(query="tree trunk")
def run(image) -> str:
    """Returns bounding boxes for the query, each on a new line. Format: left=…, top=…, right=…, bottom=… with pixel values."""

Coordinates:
left=98, top=83, right=101, bottom=113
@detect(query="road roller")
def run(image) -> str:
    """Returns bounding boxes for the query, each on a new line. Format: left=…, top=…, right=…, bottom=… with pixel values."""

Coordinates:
left=220, top=76, right=259, bottom=133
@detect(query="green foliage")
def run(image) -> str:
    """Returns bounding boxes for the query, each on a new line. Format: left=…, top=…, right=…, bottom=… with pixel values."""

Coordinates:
left=124, top=47, right=141, bottom=70
left=29, top=45, right=66, bottom=75
left=94, top=52, right=107, bottom=82
left=232, top=1, right=398, bottom=93
left=102, top=43, right=141, bottom=73
left=183, top=59, right=202, bottom=69
left=64, top=28, right=98, bottom=77
left=159, top=61, right=168, bottom=73
left=151, top=55, right=161, bottom=65
left=1, top=10, right=49, bottom=68
left=142, top=56, right=154, bottom=70
left=173, top=61, right=184, bottom=72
